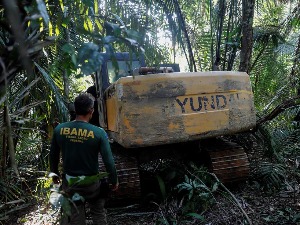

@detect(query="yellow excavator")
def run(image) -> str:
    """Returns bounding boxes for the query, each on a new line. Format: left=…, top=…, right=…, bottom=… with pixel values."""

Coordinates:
left=92, top=52, right=256, bottom=200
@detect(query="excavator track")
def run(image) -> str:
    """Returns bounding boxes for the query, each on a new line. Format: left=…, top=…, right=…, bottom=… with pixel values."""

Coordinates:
left=201, top=138, right=250, bottom=183
left=98, top=138, right=249, bottom=206
left=98, top=146, right=141, bottom=201
left=85, top=148, right=140, bottom=223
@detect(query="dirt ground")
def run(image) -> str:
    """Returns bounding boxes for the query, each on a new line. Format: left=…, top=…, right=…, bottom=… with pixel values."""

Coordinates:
left=6, top=180, right=300, bottom=225
left=5, top=138, right=300, bottom=225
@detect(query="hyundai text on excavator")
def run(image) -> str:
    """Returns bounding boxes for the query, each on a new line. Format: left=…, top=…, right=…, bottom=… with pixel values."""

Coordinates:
left=92, top=52, right=256, bottom=201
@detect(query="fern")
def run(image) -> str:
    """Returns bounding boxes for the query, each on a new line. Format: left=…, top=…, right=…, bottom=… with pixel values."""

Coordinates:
left=253, top=103, right=300, bottom=190
left=254, top=162, right=286, bottom=190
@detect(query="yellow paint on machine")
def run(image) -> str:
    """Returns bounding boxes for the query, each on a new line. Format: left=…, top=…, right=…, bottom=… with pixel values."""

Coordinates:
left=183, top=110, right=230, bottom=134
left=105, top=71, right=256, bottom=148
left=106, top=96, right=118, bottom=131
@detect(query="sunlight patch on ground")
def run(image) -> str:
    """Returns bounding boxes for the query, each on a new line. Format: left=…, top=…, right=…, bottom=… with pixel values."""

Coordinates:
left=16, top=205, right=59, bottom=225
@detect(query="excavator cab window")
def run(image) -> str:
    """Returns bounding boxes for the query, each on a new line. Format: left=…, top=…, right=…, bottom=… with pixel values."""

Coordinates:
left=107, top=60, right=142, bottom=83
left=99, top=52, right=146, bottom=91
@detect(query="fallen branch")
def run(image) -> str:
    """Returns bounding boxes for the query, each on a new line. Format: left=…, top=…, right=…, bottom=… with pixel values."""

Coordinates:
left=210, top=173, right=253, bottom=225
left=0, top=199, right=25, bottom=211
left=112, top=212, right=155, bottom=217
left=256, top=95, right=300, bottom=126
left=188, top=170, right=252, bottom=225
left=0, top=203, right=32, bottom=219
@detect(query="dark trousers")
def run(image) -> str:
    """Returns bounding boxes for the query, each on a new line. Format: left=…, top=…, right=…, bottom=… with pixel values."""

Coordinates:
left=60, top=177, right=107, bottom=225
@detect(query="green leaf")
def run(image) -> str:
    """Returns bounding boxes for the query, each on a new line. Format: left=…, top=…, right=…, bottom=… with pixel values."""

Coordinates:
left=62, top=43, right=75, bottom=55
left=103, top=36, right=118, bottom=44
left=156, top=175, right=166, bottom=200
left=36, top=0, right=50, bottom=25
left=34, top=62, right=68, bottom=121
left=188, top=189, right=193, bottom=200
left=62, top=16, right=70, bottom=28
left=125, top=29, right=141, bottom=40
left=104, top=22, right=121, bottom=36
left=68, top=172, right=108, bottom=186
left=77, top=43, right=103, bottom=75
left=186, top=213, right=204, bottom=221
left=184, top=175, right=189, bottom=183
left=84, top=17, right=93, bottom=32
left=262, top=216, right=272, bottom=222
left=293, top=213, right=300, bottom=222
left=95, top=19, right=103, bottom=33
left=61, top=197, right=72, bottom=216
left=212, top=182, right=219, bottom=192
left=71, top=54, right=77, bottom=66
left=291, top=18, right=300, bottom=28
left=82, top=0, right=94, bottom=8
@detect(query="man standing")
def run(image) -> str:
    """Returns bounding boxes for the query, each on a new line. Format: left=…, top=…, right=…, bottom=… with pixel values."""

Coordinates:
left=49, top=92, right=118, bottom=225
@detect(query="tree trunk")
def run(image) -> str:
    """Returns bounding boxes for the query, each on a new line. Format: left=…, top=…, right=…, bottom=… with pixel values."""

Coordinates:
left=239, top=0, right=255, bottom=73
left=214, top=0, right=226, bottom=71
left=290, top=34, right=300, bottom=121
left=63, top=0, right=71, bottom=98
left=4, top=105, right=19, bottom=177
left=63, top=28, right=70, bottom=98
left=1, top=110, right=7, bottom=178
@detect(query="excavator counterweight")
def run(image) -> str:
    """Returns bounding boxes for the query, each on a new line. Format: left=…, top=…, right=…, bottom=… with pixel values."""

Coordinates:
left=92, top=52, right=256, bottom=200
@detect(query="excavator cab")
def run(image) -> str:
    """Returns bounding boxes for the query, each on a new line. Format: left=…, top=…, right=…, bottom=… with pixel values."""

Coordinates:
left=94, top=52, right=145, bottom=129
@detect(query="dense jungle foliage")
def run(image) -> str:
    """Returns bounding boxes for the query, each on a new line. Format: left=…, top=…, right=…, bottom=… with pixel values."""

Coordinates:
left=0, top=0, right=299, bottom=224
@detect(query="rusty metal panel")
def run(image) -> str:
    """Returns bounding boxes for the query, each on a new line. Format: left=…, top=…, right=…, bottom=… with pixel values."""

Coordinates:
left=105, top=71, right=256, bottom=148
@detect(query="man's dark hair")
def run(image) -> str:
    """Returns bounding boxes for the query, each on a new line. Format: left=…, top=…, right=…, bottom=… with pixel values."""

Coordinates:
left=74, top=93, right=95, bottom=115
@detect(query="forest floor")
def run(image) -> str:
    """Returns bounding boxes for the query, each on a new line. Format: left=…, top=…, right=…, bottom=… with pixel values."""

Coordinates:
left=7, top=185, right=300, bottom=225
left=4, top=138, right=300, bottom=225
left=6, top=174, right=300, bottom=225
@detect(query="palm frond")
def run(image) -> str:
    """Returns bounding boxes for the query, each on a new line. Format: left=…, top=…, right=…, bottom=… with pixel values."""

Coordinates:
left=8, top=78, right=41, bottom=108
left=34, top=62, right=68, bottom=122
